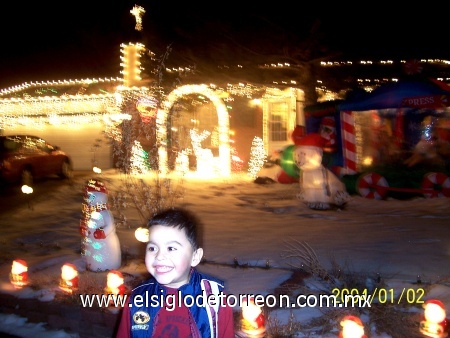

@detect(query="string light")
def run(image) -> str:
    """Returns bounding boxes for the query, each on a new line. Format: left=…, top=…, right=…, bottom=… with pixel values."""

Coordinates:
left=130, top=140, right=150, bottom=174
left=247, top=137, right=266, bottom=179
left=130, top=5, right=145, bottom=31
left=157, top=84, right=231, bottom=177
left=120, top=43, right=146, bottom=87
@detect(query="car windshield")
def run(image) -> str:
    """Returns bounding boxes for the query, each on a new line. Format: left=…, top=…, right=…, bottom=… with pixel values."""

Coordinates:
left=0, top=137, right=22, bottom=153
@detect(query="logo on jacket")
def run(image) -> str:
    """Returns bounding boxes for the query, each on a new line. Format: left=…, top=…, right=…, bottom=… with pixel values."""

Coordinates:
left=133, top=311, right=150, bottom=325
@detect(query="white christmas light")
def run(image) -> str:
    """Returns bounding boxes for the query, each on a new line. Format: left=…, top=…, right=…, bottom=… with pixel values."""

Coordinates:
left=135, top=227, right=149, bottom=242
left=247, top=137, right=266, bottom=179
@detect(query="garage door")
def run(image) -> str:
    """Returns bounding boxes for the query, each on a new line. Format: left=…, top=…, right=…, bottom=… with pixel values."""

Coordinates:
left=4, top=123, right=113, bottom=171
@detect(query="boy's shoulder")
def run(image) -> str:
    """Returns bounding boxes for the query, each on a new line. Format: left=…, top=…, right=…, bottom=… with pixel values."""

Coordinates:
left=131, top=277, right=158, bottom=293
left=193, top=268, right=225, bottom=287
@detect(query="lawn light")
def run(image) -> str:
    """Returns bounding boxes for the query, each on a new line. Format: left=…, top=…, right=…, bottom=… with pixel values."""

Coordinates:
left=420, top=299, right=449, bottom=338
left=135, top=227, right=149, bottom=243
left=339, top=315, right=367, bottom=338
left=59, top=263, right=78, bottom=293
left=239, top=296, right=266, bottom=337
left=105, top=270, right=125, bottom=296
left=21, top=185, right=33, bottom=194
left=10, top=259, right=28, bottom=288
left=104, top=270, right=126, bottom=312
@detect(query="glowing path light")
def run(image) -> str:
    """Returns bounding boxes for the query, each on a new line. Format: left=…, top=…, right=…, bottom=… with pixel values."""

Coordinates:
left=339, top=315, right=367, bottom=338
left=10, top=259, right=28, bottom=288
left=59, top=263, right=79, bottom=293
left=420, top=299, right=448, bottom=338
left=105, top=270, right=125, bottom=296
left=239, top=296, right=266, bottom=337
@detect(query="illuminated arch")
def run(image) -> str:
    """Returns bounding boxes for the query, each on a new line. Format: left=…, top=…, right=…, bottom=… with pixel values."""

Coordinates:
left=157, top=84, right=231, bottom=176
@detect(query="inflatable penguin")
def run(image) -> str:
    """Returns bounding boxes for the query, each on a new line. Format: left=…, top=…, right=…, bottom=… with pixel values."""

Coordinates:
left=82, top=179, right=121, bottom=271
left=293, top=133, right=350, bottom=210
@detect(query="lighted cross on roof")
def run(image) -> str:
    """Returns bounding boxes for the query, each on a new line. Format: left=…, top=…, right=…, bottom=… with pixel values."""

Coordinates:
left=130, top=5, right=145, bottom=31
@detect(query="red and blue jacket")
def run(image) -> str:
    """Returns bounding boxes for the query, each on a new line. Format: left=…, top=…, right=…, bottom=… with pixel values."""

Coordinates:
left=128, top=268, right=225, bottom=338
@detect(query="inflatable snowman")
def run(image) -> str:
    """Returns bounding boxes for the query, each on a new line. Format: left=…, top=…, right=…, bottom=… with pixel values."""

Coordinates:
left=293, top=133, right=350, bottom=210
left=82, top=179, right=121, bottom=271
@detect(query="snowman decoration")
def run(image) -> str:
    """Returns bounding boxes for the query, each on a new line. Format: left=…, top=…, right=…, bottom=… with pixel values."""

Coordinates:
left=239, top=296, right=266, bottom=337
left=293, top=133, right=350, bottom=210
left=82, top=179, right=121, bottom=271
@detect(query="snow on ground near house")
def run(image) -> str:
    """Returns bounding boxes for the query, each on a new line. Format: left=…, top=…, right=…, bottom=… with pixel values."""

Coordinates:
left=0, top=170, right=449, bottom=337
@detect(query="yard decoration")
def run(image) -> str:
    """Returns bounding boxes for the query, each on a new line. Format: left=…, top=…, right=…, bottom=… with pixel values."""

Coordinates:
left=105, top=270, right=126, bottom=312
left=105, top=270, right=126, bottom=296
left=319, top=116, right=337, bottom=153
left=294, top=133, right=350, bottom=210
left=420, top=299, right=449, bottom=338
left=279, top=144, right=300, bottom=179
left=291, top=124, right=306, bottom=145
left=10, top=259, right=28, bottom=288
left=339, top=315, right=367, bottom=338
left=304, top=79, right=450, bottom=199
left=82, top=179, right=121, bottom=272
left=238, top=296, right=266, bottom=337
left=59, top=263, right=78, bottom=293
left=253, top=125, right=307, bottom=184
left=254, top=145, right=299, bottom=184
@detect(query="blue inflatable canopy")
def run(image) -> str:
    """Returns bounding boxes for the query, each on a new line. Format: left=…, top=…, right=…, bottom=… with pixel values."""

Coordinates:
left=339, top=78, right=450, bottom=111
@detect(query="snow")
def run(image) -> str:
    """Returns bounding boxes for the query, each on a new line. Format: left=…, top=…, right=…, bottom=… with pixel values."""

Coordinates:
left=0, top=170, right=449, bottom=337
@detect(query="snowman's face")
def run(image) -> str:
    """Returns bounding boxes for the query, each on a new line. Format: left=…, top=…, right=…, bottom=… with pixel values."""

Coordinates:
left=242, top=298, right=262, bottom=321
left=424, top=303, right=446, bottom=323
left=294, top=146, right=323, bottom=170
left=293, top=147, right=307, bottom=168
left=85, top=191, right=108, bottom=205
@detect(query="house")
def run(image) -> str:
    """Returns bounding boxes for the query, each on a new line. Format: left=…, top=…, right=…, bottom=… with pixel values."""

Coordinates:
left=0, top=41, right=305, bottom=176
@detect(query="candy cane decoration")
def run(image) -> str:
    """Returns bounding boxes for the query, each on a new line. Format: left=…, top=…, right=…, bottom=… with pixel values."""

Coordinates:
left=357, top=172, right=389, bottom=200
left=421, top=172, right=450, bottom=198
left=340, top=111, right=357, bottom=175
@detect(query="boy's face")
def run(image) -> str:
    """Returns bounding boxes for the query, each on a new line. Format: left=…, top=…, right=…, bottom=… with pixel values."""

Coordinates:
left=145, top=224, right=203, bottom=289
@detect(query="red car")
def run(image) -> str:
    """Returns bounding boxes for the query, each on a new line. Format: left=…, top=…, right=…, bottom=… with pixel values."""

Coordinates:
left=0, top=135, right=73, bottom=187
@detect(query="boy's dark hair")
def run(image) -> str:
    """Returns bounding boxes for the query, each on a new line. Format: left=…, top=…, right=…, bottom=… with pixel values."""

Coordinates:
left=147, top=208, right=203, bottom=250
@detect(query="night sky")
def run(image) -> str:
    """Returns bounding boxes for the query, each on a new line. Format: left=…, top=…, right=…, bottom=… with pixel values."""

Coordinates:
left=0, top=2, right=449, bottom=89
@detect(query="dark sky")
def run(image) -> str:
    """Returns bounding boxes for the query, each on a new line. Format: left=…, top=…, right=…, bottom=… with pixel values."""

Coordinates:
left=0, top=2, right=449, bottom=89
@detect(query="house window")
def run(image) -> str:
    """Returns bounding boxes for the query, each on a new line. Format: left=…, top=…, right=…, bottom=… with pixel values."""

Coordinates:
left=269, top=102, right=288, bottom=141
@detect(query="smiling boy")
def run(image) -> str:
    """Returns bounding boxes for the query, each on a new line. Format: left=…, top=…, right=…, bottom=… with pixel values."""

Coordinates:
left=116, top=208, right=235, bottom=337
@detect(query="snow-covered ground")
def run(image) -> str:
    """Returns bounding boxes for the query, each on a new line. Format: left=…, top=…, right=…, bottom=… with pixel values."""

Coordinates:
left=0, top=170, right=449, bottom=337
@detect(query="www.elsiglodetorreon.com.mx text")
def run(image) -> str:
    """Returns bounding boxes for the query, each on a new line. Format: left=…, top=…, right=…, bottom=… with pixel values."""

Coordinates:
left=79, top=287, right=425, bottom=310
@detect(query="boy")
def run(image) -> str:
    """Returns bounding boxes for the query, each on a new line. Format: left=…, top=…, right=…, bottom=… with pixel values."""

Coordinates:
left=116, top=208, right=235, bottom=337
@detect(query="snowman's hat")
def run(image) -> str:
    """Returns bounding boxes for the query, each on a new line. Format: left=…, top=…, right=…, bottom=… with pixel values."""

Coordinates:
left=291, top=125, right=306, bottom=145
left=297, top=133, right=326, bottom=149
left=340, top=315, right=363, bottom=327
left=321, top=117, right=336, bottom=128
left=424, top=299, right=445, bottom=309
left=85, top=179, right=108, bottom=194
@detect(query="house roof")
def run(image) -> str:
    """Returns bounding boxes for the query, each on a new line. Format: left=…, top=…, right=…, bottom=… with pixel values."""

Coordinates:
left=0, top=78, right=123, bottom=100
